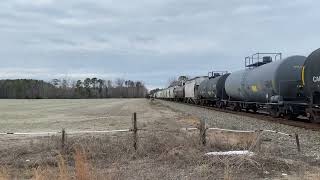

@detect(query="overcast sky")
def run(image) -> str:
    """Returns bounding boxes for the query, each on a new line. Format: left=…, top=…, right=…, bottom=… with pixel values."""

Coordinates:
left=0, top=0, right=319, bottom=89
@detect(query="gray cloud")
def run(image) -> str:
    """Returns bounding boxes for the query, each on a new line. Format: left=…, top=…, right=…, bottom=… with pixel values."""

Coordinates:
left=0, top=0, right=319, bottom=89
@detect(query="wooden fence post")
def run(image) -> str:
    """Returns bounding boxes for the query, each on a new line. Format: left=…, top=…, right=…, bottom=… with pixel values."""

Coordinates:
left=132, top=113, right=138, bottom=150
left=199, top=119, right=206, bottom=146
left=61, top=128, right=66, bottom=152
left=255, top=131, right=262, bottom=152
left=295, top=133, right=301, bottom=153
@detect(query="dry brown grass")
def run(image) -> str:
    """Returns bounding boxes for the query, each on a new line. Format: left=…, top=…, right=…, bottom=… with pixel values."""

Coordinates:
left=74, top=148, right=91, bottom=180
left=33, top=167, right=50, bottom=180
left=57, top=154, right=69, bottom=180
left=223, top=161, right=232, bottom=180
left=179, top=116, right=200, bottom=126
left=0, top=167, right=9, bottom=180
left=27, top=148, right=93, bottom=180
left=0, top=129, right=316, bottom=179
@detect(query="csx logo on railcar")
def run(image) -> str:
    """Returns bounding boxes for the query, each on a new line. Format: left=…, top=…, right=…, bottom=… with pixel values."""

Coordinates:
left=313, top=76, right=320, bottom=83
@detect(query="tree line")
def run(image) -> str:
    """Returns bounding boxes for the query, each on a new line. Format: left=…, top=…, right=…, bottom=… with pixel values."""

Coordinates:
left=149, top=76, right=189, bottom=96
left=167, top=75, right=189, bottom=87
left=0, top=78, right=148, bottom=99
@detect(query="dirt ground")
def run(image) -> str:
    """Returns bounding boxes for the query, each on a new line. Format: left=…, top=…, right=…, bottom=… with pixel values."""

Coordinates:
left=0, top=99, right=319, bottom=179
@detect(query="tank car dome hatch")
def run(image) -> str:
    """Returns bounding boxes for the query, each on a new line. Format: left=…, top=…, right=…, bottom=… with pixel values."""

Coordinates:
left=208, top=71, right=228, bottom=79
left=303, top=48, right=320, bottom=105
left=263, top=56, right=272, bottom=63
left=245, top=53, right=282, bottom=69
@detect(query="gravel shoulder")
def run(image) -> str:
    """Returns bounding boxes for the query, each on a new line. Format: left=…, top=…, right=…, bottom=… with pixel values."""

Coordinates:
left=158, top=100, right=320, bottom=160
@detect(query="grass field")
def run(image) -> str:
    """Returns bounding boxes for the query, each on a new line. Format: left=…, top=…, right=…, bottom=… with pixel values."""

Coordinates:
left=0, top=99, right=157, bottom=132
left=0, top=99, right=319, bottom=179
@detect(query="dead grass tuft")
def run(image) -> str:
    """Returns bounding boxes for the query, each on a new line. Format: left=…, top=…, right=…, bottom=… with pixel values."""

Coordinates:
left=74, top=147, right=91, bottom=180
left=32, top=167, right=49, bottom=180
left=57, top=154, right=69, bottom=180
left=0, top=167, right=9, bottom=180
left=223, top=161, right=232, bottom=180
left=195, top=164, right=209, bottom=177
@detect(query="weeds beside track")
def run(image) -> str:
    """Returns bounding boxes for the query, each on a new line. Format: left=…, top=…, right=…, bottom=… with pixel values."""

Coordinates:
left=160, top=99, right=320, bottom=131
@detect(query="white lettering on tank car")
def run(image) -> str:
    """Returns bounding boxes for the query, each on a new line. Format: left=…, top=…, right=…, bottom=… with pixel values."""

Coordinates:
left=313, top=76, right=320, bottom=83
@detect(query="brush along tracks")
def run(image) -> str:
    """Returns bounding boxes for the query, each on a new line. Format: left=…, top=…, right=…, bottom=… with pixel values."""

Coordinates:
left=164, top=100, right=320, bottom=131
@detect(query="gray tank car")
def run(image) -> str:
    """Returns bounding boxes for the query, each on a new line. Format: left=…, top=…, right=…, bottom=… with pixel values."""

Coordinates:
left=303, top=48, right=320, bottom=104
left=303, top=48, right=320, bottom=122
left=198, top=73, right=230, bottom=106
left=225, top=55, right=306, bottom=103
left=198, top=73, right=230, bottom=99
left=152, top=49, right=320, bottom=122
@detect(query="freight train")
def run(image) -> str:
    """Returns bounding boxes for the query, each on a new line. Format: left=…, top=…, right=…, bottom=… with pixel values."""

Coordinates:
left=153, top=48, right=320, bottom=123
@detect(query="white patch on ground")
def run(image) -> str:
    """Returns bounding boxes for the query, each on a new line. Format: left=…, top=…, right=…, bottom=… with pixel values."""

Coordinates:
left=206, top=150, right=254, bottom=156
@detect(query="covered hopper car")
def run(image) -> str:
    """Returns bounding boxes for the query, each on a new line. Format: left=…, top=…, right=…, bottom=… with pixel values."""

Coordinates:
left=184, top=76, right=208, bottom=103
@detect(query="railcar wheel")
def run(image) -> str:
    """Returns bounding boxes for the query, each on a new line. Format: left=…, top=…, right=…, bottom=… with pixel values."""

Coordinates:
left=219, top=102, right=223, bottom=108
left=309, top=115, right=319, bottom=123
left=233, top=105, right=241, bottom=112
left=252, top=106, right=258, bottom=113
left=284, top=114, right=298, bottom=120
left=270, top=110, right=281, bottom=118
left=216, top=102, right=220, bottom=108
left=232, top=106, right=237, bottom=111
left=310, top=116, right=316, bottom=123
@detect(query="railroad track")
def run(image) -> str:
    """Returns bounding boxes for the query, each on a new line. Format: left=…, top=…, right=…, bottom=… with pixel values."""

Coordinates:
left=162, top=100, right=320, bottom=131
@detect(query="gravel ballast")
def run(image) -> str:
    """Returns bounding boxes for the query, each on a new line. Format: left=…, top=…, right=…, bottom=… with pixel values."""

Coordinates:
left=158, top=100, right=320, bottom=159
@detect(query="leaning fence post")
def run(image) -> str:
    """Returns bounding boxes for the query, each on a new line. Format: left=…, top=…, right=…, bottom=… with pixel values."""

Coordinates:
left=132, top=112, right=138, bottom=150
left=61, top=128, right=66, bottom=152
left=295, top=133, right=301, bottom=153
left=199, top=119, right=206, bottom=146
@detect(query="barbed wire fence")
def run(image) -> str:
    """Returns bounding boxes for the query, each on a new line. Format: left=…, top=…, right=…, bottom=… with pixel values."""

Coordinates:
left=0, top=112, right=302, bottom=155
